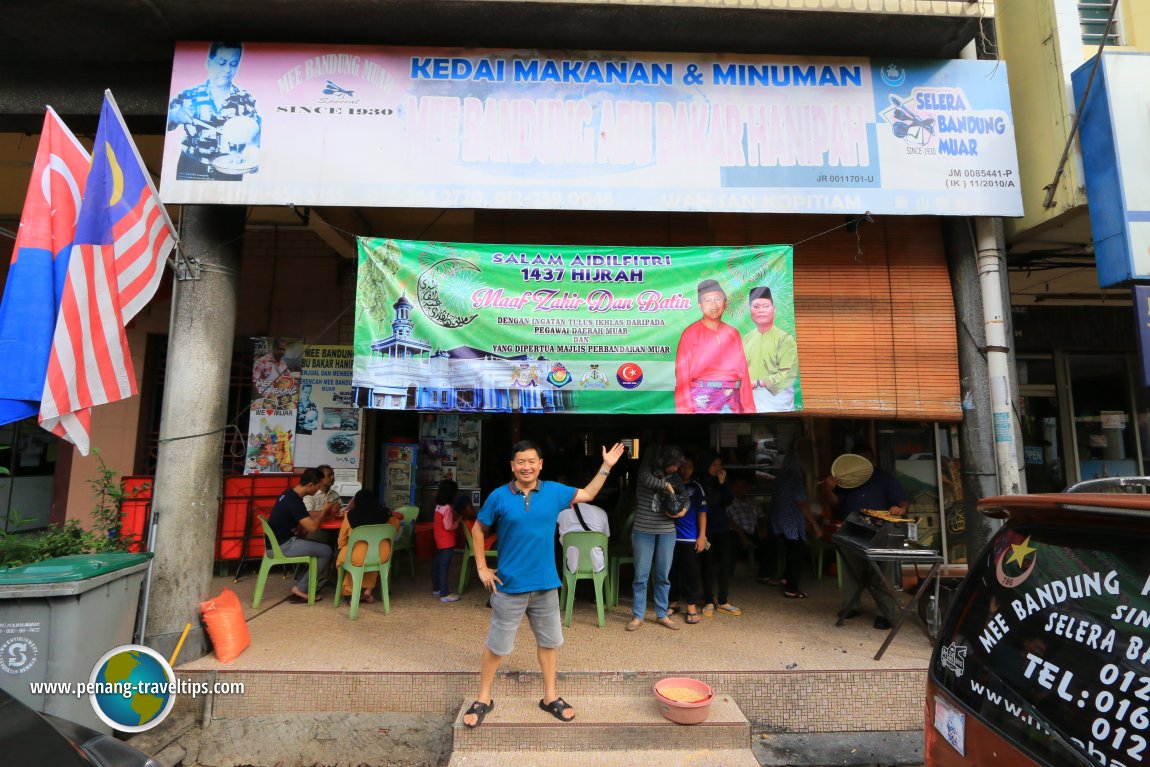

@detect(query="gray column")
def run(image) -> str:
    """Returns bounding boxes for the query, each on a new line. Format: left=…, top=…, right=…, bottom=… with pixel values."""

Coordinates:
left=143, top=205, right=244, bottom=660
left=943, top=218, right=1002, bottom=559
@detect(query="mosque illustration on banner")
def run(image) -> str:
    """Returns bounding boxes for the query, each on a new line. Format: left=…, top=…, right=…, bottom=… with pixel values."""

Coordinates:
left=354, top=294, right=573, bottom=414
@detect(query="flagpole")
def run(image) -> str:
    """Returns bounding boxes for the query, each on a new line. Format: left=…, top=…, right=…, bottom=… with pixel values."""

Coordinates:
left=101, top=90, right=180, bottom=238
left=101, top=90, right=203, bottom=279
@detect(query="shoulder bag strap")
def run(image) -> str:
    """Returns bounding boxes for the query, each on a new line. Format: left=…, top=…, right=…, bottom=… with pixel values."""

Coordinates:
left=573, top=503, right=592, bottom=531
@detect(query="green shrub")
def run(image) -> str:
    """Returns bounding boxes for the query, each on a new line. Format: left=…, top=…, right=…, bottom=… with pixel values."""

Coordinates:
left=0, top=450, right=146, bottom=568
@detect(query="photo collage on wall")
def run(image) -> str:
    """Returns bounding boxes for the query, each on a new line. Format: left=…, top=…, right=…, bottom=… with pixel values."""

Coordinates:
left=419, top=414, right=481, bottom=508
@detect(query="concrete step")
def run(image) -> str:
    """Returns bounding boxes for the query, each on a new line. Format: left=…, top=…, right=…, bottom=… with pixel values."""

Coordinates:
left=449, top=748, right=762, bottom=766
left=452, top=694, right=749, bottom=752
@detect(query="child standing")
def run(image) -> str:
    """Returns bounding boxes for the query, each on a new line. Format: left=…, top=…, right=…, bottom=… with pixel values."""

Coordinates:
left=670, top=456, right=708, bottom=624
left=433, top=479, right=462, bottom=603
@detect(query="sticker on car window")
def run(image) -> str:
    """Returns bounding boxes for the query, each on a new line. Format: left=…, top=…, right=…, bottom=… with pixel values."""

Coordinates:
left=934, top=695, right=966, bottom=755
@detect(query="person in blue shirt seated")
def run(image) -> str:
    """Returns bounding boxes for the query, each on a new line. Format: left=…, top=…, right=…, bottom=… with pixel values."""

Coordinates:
left=462, top=439, right=625, bottom=729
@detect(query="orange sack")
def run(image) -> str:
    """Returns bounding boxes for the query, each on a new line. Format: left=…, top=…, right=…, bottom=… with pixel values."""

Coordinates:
left=199, top=587, right=251, bottom=663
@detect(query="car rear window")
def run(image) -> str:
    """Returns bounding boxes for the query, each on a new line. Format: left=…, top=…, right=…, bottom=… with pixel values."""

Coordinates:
left=932, top=522, right=1150, bottom=767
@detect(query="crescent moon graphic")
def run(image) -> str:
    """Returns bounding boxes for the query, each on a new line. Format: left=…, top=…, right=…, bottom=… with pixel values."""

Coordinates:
left=106, top=143, right=124, bottom=206
left=622, top=365, right=637, bottom=378
left=41, top=154, right=84, bottom=225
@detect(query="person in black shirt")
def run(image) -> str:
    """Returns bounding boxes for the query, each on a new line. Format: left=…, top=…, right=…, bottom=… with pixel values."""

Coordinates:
left=266, top=467, right=330, bottom=602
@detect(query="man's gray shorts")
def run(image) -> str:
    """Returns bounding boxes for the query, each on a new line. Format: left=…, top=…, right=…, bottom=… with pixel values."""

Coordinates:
left=485, top=589, right=564, bottom=657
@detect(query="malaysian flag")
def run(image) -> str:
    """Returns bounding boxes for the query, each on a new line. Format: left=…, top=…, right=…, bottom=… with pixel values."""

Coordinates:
left=0, top=108, right=90, bottom=426
left=40, top=91, right=177, bottom=454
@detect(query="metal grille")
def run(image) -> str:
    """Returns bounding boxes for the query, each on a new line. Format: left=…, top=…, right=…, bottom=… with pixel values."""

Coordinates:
left=138, top=335, right=253, bottom=476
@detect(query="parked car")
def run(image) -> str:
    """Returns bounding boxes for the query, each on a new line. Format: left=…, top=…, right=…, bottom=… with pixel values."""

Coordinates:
left=0, top=688, right=161, bottom=767
left=925, top=488, right=1150, bottom=766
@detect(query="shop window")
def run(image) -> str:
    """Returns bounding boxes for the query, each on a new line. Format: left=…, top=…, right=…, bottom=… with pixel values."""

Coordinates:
left=1020, top=394, right=1066, bottom=493
left=1069, top=355, right=1139, bottom=481
left=1019, top=355, right=1066, bottom=494
left=937, top=425, right=966, bottom=564
left=882, top=422, right=943, bottom=555
left=0, top=418, right=60, bottom=532
left=1078, top=1, right=1123, bottom=46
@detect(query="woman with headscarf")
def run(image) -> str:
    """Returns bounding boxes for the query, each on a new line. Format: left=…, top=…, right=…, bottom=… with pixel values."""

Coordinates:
left=334, top=489, right=403, bottom=604
left=627, top=445, right=687, bottom=631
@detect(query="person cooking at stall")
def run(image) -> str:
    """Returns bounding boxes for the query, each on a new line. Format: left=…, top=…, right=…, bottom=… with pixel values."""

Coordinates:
left=823, top=446, right=908, bottom=630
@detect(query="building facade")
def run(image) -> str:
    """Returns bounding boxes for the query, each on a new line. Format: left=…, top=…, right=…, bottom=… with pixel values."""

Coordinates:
left=0, top=0, right=1008, bottom=657
left=997, top=0, right=1150, bottom=490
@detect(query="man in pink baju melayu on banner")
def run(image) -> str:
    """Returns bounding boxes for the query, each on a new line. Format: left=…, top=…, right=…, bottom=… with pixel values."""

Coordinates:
left=673, top=279, right=756, bottom=414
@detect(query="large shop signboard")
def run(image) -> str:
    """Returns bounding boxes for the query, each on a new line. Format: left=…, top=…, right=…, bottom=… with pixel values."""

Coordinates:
left=161, top=42, right=1022, bottom=217
left=353, top=238, right=798, bottom=415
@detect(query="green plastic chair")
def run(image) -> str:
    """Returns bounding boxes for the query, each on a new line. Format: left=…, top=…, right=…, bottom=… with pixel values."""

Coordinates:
left=607, top=511, right=635, bottom=608
left=812, top=539, right=844, bottom=588
left=560, top=531, right=611, bottom=628
left=391, top=510, right=418, bottom=574
left=252, top=516, right=319, bottom=609
left=394, top=505, right=420, bottom=524
left=458, top=521, right=497, bottom=594
left=332, top=523, right=397, bottom=619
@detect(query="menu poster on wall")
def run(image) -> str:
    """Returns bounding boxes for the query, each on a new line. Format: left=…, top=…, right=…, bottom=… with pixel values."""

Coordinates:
left=245, top=336, right=305, bottom=473
left=294, top=345, right=362, bottom=469
left=245, top=341, right=363, bottom=475
left=384, top=443, right=417, bottom=509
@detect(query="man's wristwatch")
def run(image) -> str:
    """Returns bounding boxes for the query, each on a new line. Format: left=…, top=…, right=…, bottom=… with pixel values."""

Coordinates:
left=599, top=469, right=610, bottom=477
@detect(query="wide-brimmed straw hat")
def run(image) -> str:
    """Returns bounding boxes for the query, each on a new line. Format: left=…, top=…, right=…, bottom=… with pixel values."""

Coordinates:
left=831, top=453, right=874, bottom=489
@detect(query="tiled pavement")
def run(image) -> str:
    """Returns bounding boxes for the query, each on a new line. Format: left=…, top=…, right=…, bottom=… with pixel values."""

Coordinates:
left=178, top=557, right=932, bottom=734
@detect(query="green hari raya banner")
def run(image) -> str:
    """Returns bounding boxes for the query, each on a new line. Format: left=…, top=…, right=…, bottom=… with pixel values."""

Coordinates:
left=353, top=238, right=800, bottom=415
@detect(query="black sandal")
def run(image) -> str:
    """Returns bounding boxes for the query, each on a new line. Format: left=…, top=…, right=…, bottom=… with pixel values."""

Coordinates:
left=463, top=699, right=494, bottom=729
left=539, top=696, right=575, bottom=722
left=685, top=611, right=701, bottom=624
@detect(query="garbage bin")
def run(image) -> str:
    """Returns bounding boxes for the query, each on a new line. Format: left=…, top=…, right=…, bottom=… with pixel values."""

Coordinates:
left=0, top=552, right=152, bottom=733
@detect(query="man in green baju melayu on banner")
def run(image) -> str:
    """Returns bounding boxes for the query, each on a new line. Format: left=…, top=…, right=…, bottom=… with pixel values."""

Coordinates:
left=742, top=286, right=799, bottom=413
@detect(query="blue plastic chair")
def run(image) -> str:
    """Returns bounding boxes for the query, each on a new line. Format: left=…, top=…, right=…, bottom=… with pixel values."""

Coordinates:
left=560, top=531, right=611, bottom=628
left=252, top=517, right=318, bottom=609
left=332, top=523, right=397, bottom=619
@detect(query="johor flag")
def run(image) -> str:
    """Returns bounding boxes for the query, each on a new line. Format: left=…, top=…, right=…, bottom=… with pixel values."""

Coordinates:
left=0, top=109, right=90, bottom=427
left=40, top=91, right=177, bottom=454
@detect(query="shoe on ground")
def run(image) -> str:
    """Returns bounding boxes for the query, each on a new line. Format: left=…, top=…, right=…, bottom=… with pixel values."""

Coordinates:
left=441, top=594, right=461, bottom=603
left=874, top=616, right=893, bottom=630
left=626, top=618, right=643, bottom=632
left=837, top=608, right=863, bottom=620
left=701, top=604, right=715, bottom=617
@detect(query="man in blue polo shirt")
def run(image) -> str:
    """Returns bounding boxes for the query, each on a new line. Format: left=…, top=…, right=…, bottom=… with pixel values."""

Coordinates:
left=461, top=439, right=625, bottom=729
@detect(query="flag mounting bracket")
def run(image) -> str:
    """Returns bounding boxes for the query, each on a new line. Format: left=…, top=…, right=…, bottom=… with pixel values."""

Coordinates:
left=171, top=241, right=201, bottom=281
